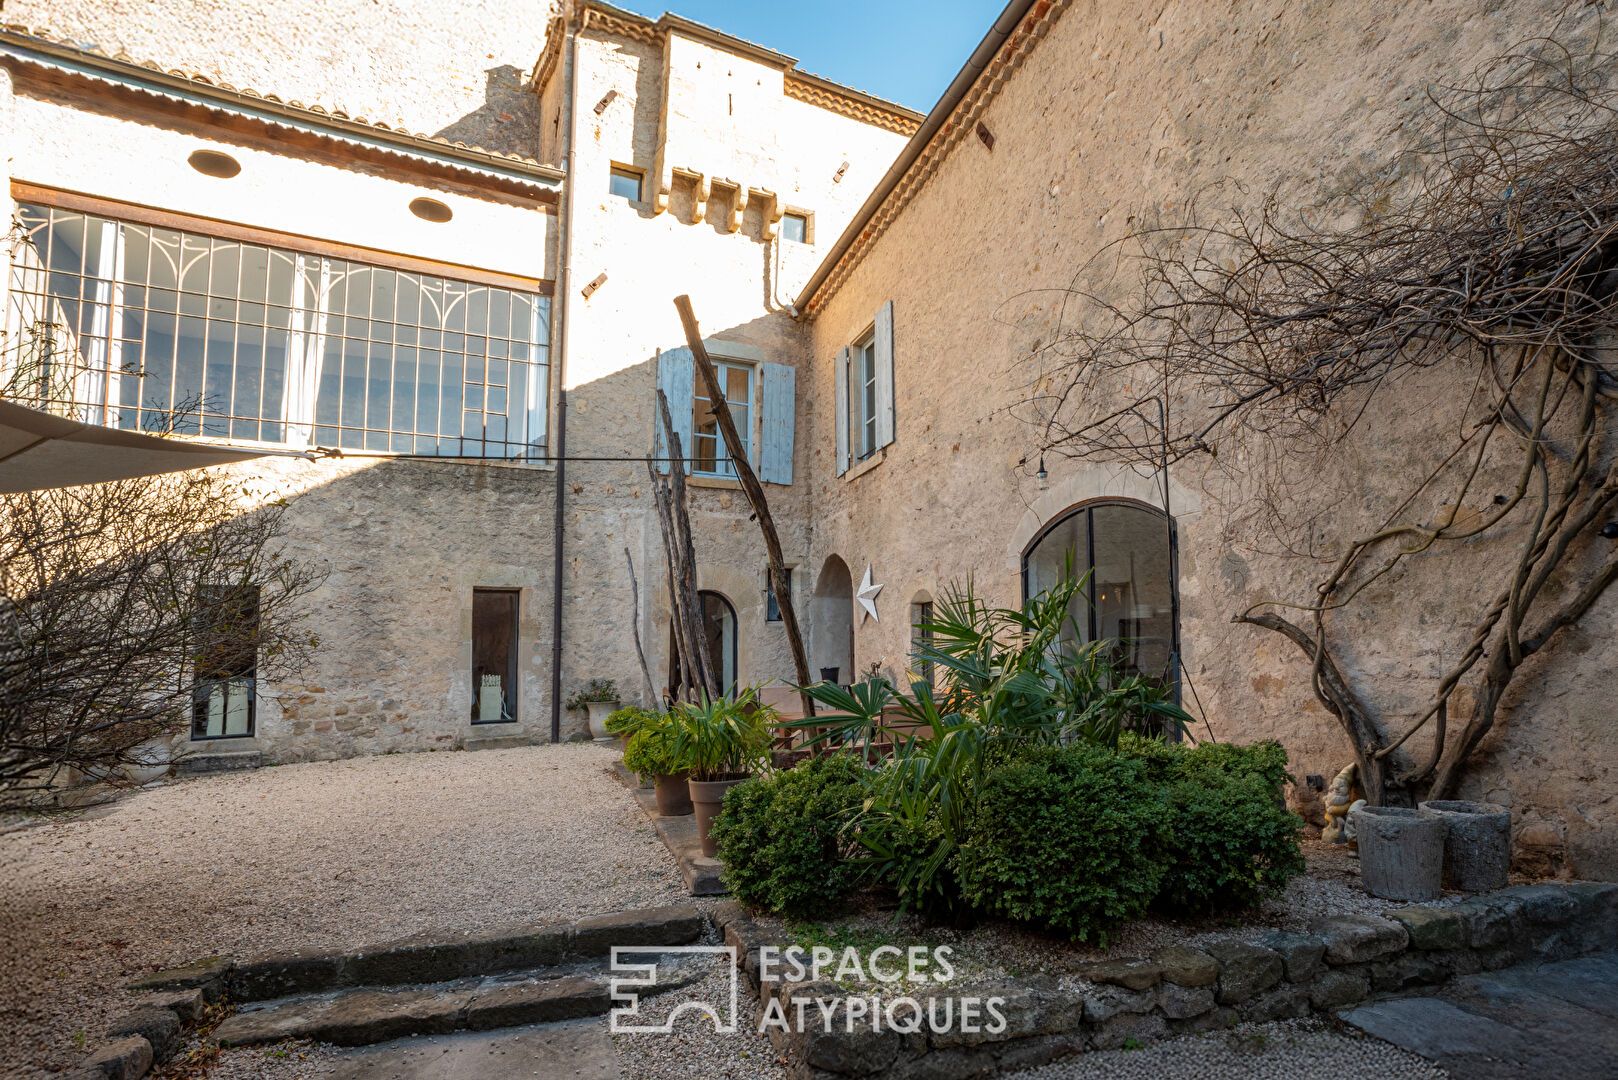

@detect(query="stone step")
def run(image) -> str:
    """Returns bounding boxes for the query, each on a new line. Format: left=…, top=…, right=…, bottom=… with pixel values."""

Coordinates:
left=228, top=903, right=702, bottom=1001
left=461, top=734, right=531, bottom=752
left=175, top=750, right=262, bottom=776
left=214, top=954, right=709, bottom=1048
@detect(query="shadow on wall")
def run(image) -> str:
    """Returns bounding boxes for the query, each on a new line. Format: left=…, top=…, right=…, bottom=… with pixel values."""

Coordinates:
left=433, top=65, right=539, bottom=155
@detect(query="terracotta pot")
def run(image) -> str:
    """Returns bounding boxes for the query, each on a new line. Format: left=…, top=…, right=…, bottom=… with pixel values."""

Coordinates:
left=689, top=773, right=752, bottom=857
left=653, top=772, right=693, bottom=816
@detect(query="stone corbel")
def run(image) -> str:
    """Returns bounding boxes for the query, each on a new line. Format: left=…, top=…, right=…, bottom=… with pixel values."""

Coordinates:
left=753, top=188, right=782, bottom=239
left=710, top=178, right=746, bottom=233
left=675, top=169, right=710, bottom=223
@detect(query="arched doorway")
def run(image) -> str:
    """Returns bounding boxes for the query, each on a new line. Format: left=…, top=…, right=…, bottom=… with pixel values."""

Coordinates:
left=669, top=591, right=737, bottom=696
left=1021, top=499, right=1178, bottom=684
left=812, top=555, right=854, bottom=686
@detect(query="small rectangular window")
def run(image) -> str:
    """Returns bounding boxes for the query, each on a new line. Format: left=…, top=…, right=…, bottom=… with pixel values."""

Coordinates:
left=849, top=331, right=878, bottom=462
left=609, top=166, right=643, bottom=202
left=911, top=600, right=935, bottom=686
left=472, top=589, right=519, bottom=724
left=192, top=584, right=259, bottom=739
left=781, top=212, right=808, bottom=244
left=692, top=360, right=753, bottom=477
left=766, top=573, right=792, bottom=622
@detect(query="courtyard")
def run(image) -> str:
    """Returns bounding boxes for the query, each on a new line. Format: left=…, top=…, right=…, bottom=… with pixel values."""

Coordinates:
left=0, top=744, right=685, bottom=1078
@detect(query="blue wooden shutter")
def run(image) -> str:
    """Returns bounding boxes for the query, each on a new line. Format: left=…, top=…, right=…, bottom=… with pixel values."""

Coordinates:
left=834, top=346, right=850, bottom=476
left=759, top=361, right=795, bottom=485
left=656, top=348, right=694, bottom=474
left=874, top=300, right=895, bottom=449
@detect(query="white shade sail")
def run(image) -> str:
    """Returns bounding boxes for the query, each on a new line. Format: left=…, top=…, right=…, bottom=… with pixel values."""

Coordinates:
left=0, top=400, right=274, bottom=493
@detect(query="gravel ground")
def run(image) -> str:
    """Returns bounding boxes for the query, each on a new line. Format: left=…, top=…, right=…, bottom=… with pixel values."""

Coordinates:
left=0, top=743, right=686, bottom=1079
left=999, top=1018, right=1448, bottom=1080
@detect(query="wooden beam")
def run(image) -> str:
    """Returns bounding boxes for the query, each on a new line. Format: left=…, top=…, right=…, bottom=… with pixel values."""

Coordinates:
left=674, top=294, right=816, bottom=717
left=656, top=389, right=721, bottom=699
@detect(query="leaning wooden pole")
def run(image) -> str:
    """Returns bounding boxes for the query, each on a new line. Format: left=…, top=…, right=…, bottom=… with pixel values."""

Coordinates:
left=674, top=294, right=815, bottom=717
left=656, top=390, right=721, bottom=699
left=648, top=453, right=699, bottom=701
left=623, top=547, right=658, bottom=707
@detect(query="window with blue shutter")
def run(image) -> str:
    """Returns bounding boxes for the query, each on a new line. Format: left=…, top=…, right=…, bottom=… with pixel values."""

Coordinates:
left=759, top=361, right=795, bottom=484
left=655, top=347, right=694, bottom=473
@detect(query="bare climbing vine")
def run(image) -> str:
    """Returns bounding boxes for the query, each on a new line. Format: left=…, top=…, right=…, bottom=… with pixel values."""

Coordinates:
left=1015, top=39, right=1618, bottom=803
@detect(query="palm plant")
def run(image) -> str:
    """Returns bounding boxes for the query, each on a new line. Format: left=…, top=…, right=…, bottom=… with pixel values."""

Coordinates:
left=666, top=685, right=774, bottom=781
left=779, top=566, right=1192, bottom=914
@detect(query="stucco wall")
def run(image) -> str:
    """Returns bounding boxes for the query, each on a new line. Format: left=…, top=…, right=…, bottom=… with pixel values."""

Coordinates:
left=803, top=0, right=1618, bottom=878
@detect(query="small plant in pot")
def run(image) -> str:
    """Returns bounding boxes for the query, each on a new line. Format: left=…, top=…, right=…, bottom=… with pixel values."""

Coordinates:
left=565, top=678, right=621, bottom=739
left=604, top=705, right=658, bottom=755
left=667, top=686, right=774, bottom=857
left=624, top=715, right=690, bottom=815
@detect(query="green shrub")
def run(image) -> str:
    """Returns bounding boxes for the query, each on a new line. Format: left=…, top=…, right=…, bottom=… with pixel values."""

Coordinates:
left=710, top=754, right=868, bottom=918
left=955, top=744, right=1172, bottom=944
left=623, top=718, right=679, bottom=779
left=1120, top=734, right=1305, bottom=915
left=605, top=705, right=658, bottom=738
left=1119, top=732, right=1292, bottom=790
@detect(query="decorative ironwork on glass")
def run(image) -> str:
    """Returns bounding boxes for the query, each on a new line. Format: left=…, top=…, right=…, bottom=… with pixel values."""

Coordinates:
left=4, top=203, right=551, bottom=458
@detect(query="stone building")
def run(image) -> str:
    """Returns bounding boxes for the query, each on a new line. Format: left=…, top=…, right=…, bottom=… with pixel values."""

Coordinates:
left=3, top=0, right=1615, bottom=878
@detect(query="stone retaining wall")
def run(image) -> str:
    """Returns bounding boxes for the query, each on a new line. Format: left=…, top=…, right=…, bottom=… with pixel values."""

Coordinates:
left=714, top=882, right=1618, bottom=1080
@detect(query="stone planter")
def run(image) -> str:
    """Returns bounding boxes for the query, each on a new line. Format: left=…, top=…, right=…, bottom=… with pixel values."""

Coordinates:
left=689, top=774, right=751, bottom=857
left=1351, top=805, right=1445, bottom=901
left=1420, top=800, right=1511, bottom=893
left=584, top=700, right=619, bottom=740
left=653, top=772, right=693, bottom=816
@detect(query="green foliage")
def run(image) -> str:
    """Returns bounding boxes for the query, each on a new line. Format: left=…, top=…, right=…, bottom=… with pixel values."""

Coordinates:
left=1121, top=734, right=1305, bottom=915
left=666, top=686, right=774, bottom=781
left=623, top=713, right=680, bottom=779
left=775, top=568, right=1191, bottom=917
left=710, top=753, right=868, bottom=918
left=955, top=744, right=1173, bottom=944
left=604, top=705, right=659, bottom=737
left=565, top=678, right=620, bottom=710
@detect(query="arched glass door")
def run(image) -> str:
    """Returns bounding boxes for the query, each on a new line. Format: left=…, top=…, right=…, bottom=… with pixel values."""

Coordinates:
left=1021, top=500, right=1178, bottom=684
left=670, top=590, right=738, bottom=696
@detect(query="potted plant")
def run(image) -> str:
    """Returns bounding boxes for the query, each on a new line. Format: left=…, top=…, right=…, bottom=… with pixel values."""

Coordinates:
left=667, top=686, right=774, bottom=856
left=604, top=705, right=658, bottom=754
left=624, top=716, right=691, bottom=815
left=565, top=678, right=621, bottom=740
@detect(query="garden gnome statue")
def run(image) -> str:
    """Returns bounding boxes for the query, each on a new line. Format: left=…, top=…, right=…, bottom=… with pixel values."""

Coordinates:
left=1321, top=763, right=1358, bottom=844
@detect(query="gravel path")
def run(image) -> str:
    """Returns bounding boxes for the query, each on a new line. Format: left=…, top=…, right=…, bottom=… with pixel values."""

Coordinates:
left=999, top=1019, right=1448, bottom=1080
left=0, top=743, right=686, bottom=1078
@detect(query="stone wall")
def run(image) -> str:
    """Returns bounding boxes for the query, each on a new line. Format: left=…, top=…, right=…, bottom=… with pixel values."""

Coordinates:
left=800, top=0, right=1618, bottom=878
left=539, top=13, right=910, bottom=707
left=714, top=883, right=1618, bottom=1078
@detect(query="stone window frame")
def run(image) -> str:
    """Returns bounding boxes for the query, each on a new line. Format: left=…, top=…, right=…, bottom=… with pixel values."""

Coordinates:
left=779, top=208, right=813, bottom=245
left=608, top=163, right=646, bottom=203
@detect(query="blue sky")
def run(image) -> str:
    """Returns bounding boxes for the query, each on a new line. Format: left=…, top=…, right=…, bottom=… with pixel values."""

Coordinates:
left=613, top=0, right=1005, bottom=112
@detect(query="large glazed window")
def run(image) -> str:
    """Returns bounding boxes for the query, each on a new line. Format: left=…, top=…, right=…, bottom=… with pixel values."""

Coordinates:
left=1021, top=500, right=1178, bottom=682
left=692, top=360, right=752, bottom=477
left=4, top=203, right=550, bottom=457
